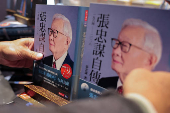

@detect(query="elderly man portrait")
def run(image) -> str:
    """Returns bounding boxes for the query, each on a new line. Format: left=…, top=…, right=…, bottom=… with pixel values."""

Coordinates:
left=98, top=18, right=162, bottom=93
left=43, top=14, right=74, bottom=71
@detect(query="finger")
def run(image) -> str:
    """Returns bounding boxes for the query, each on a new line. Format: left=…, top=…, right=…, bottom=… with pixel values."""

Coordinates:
left=20, top=38, right=43, bottom=60
left=16, top=38, right=34, bottom=49
left=123, top=68, right=151, bottom=94
left=26, top=38, right=34, bottom=50
left=23, top=49, right=43, bottom=60
left=125, top=68, right=151, bottom=83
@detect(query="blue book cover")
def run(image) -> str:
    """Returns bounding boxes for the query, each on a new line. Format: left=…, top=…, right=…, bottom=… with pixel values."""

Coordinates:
left=33, top=4, right=88, bottom=101
left=78, top=3, right=170, bottom=99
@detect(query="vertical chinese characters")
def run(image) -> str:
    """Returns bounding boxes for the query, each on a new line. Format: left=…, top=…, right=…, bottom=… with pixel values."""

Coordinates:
left=38, top=12, right=46, bottom=54
left=89, top=14, right=110, bottom=84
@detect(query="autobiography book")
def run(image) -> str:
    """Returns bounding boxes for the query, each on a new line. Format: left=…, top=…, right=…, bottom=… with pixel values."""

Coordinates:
left=78, top=3, right=170, bottom=99
left=33, top=4, right=88, bottom=101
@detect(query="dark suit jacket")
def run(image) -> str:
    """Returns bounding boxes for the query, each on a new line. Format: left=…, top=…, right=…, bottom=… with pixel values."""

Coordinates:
left=43, top=53, right=74, bottom=71
left=98, top=76, right=119, bottom=89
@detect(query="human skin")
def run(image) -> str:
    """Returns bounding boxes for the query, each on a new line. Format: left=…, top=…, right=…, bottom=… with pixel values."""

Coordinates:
left=0, top=38, right=43, bottom=68
left=49, top=19, right=71, bottom=60
left=124, top=68, right=170, bottom=113
left=111, top=26, right=156, bottom=83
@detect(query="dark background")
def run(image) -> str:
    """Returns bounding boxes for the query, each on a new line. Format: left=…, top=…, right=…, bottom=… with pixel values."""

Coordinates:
left=0, top=0, right=7, bottom=21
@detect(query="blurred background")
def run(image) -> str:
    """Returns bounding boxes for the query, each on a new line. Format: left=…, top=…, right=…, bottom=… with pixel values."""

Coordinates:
left=61, top=0, right=165, bottom=8
left=0, top=0, right=169, bottom=22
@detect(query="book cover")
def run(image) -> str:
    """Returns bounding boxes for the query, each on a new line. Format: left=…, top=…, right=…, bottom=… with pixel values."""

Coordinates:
left=78, top=3, right=170, bottom=99
left=33, top=4, right=88, bottom=101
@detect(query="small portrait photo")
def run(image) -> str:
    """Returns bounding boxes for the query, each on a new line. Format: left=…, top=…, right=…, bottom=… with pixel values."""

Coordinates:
left=43, top=14, right=74, bottom=73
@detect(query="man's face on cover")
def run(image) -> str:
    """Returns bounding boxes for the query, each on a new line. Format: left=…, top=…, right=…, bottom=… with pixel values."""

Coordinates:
left=111, top=26, right=151, bottom=82
left=49, top=19, right=69, bottom=60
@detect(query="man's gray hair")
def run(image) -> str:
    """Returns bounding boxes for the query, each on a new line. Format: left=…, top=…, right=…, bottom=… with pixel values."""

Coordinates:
left=52, top=14, right=72, bottom=44
left=122, top=18, right=162, bottom=67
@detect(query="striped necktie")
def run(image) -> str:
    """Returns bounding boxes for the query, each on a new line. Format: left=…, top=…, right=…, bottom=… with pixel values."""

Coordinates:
left=117, top=86, right=123, bottom=95
left=53, top=61, right=56, bottom=69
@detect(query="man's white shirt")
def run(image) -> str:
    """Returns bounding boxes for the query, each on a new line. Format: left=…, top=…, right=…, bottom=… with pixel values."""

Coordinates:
left=117, top=78, right=122, bottom=88
left=52, top=52, right=67, bottom=70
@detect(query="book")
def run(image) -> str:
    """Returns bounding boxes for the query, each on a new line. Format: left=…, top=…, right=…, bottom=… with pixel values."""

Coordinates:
left=6, top=0, right=17, bottom=14
left=15, top=0, right=47, bottom=18
left=0, top=18, right=34, bottom=40
left=0, top=17, right=27, bottom=28
left=78, top=3, right=170, bottom=99
left=32, top=4, right=89, bottom=102
left=14, top=0, right=47, bottom=25
left=0, top=35, right=34, bottom=41
left=0, top=26, right=34, bottom=36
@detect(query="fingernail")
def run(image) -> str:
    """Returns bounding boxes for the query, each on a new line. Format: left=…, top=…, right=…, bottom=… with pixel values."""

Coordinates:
left=37, top=53, right=43, bottom=58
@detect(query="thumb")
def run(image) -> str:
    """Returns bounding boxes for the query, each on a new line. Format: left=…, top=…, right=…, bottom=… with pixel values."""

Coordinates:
left=23, top=49, right=43, bottom=60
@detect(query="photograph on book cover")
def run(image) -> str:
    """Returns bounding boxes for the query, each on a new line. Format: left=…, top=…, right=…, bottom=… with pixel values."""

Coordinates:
left=80, top=3, right=170, bottom=94
left=33, top=5, right=79, bottom=100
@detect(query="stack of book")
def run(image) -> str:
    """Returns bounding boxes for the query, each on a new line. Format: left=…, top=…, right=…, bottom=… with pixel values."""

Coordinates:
left=0, top=0, right=48, bottom=41
left=0, top=15, right=34, bottom=41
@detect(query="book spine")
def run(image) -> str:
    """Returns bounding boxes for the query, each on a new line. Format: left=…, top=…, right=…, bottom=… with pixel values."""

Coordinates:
left=0, top=35, right=33, bottom=41
left=71, top=7, right=89, bottom=100
left=0, top=26, right=34, bottom=36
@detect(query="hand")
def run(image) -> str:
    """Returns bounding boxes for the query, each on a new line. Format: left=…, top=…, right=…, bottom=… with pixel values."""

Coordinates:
left=123, top=68, right=170, bottom=113
left=0, top=38, right=43, bottom=68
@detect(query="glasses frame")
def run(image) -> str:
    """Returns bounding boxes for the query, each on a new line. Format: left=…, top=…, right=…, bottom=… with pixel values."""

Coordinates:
left=111, top=38, right=149, bottom=53
left=48, top=28, right=67, bottom=38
